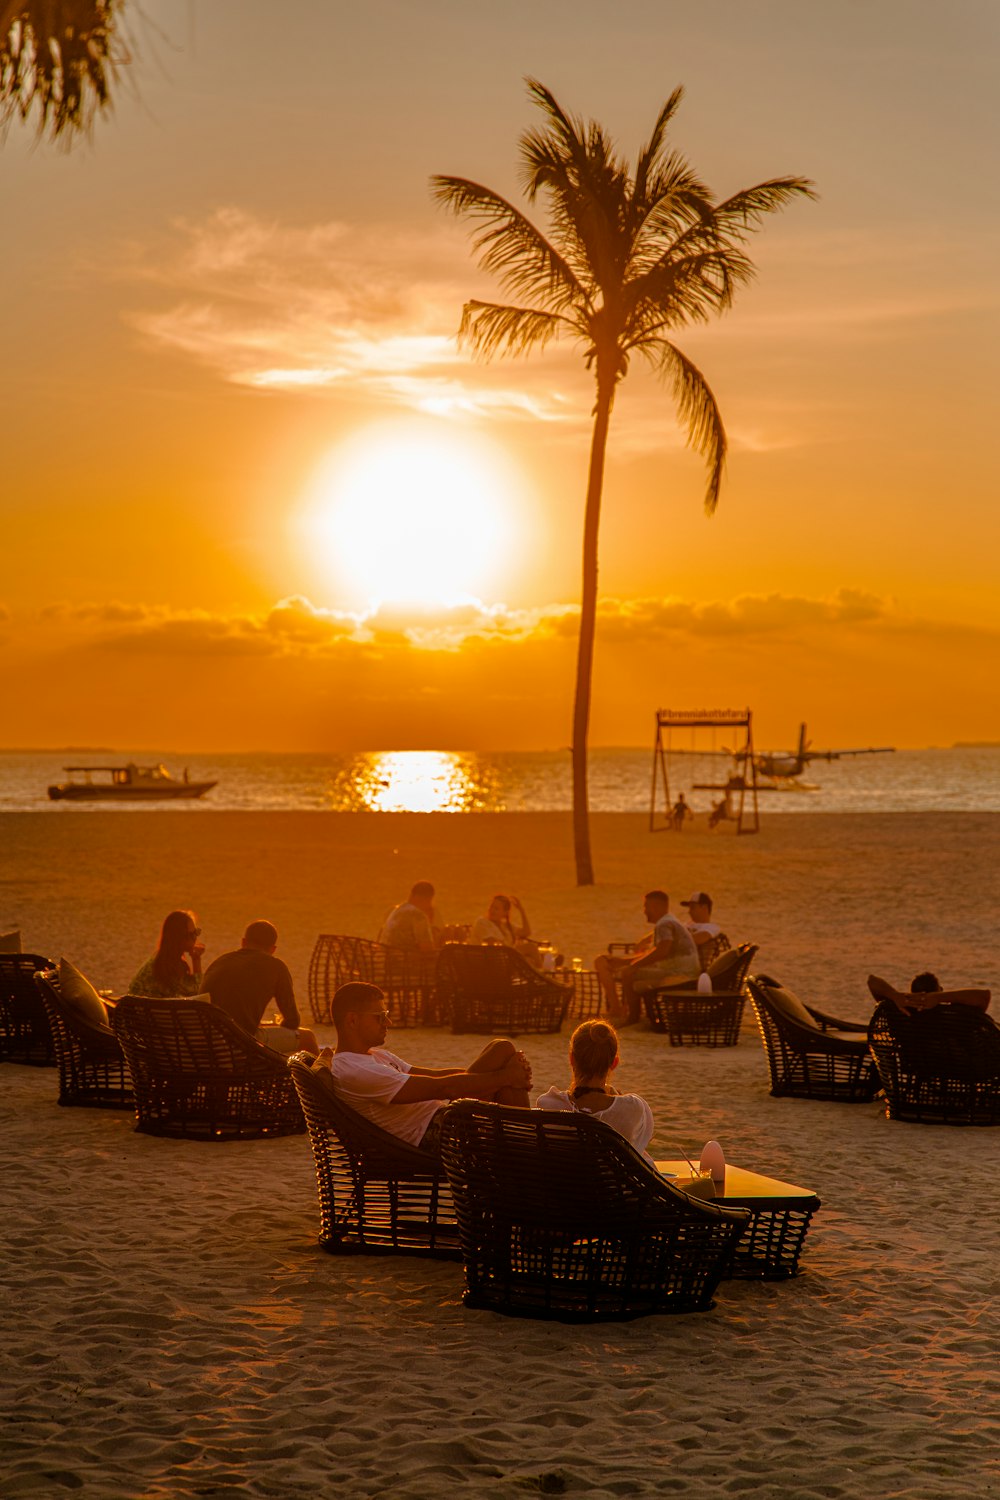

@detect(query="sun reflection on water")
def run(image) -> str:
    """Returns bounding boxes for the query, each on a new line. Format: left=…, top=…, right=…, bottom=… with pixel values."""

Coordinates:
left=326, top=751, right=504, bottom=812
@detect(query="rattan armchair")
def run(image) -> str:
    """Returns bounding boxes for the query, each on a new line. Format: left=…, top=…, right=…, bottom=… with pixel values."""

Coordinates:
left=868, top=1000, right=1000, bottom=1125
left=0, top=953, right=56, bottom=1065
left=307, top=934, right=436, bottom=1027
left=746, top=975, right=879, bottom=1102
left=645, top=943, right=758, bottom=1047
left=436, top=943, right=570, bottom=1035
left=439, top=1101, right=750, bottom=1321
left=34, top=969, right=132, bottom=1108
left=111, top=997, right=304, bottom=1140
left=288, top=1053, right=460, bottom=1257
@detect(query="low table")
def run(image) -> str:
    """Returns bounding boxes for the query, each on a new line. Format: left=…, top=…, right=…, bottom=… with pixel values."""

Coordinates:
left=645, top=989, right=745, bottom=1047
left=656, top=1160, right=822, bottom=1279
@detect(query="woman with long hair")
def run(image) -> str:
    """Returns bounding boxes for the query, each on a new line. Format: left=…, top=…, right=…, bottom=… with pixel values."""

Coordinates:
left=535, top=1019, right=654, bottom=1158
left=128, top=909, right=205, bottom=997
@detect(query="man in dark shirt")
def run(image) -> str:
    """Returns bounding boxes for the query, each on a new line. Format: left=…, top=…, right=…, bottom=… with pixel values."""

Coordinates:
left=200, top=919, right=318, bottom=1054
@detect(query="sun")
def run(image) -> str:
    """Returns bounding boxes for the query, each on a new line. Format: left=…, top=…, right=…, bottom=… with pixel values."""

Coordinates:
left=301, top=423, right=523, bottom=610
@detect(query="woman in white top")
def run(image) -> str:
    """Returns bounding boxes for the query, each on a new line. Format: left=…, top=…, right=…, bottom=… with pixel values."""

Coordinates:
left=469, top=893, right=541, bottom=966
left=535, top=1019, right=654, bottom=1160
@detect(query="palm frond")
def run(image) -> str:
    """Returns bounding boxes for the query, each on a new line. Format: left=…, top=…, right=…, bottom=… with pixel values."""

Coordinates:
left=1, top=0, right=126, bottom=142
left=626, top=246, right=756, bottom=329
left=647, top=341, right=727, bottom=514
left=431, top=173, right=588, bottom=314
left=633, top=85, right=685, bottom=202
left=702, top=177, right=818, bottom=239
left=457, top=300, right=576, bottom=361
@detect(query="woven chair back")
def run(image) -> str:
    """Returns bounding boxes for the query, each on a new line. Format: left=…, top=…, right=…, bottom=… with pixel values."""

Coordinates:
left=288, top=1053, right=459, bottom=1256
left=746, top=977, right=879, bottom=1102
left=868, top=1000, right=1000, bottom=1124
left=111, top=997, right=303, bottom=1139
left=308, top=935, right=386, bottom=1024
left=34, top=969, right=132, bottom=1109
left=439, top=1101, right=749, bottom=1320
left=0, top=953, right=57, bottom=1065
left=436, top=943, right=567, bottom=1035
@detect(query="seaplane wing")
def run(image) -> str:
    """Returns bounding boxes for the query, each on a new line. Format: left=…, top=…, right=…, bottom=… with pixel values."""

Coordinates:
left=802, top=745, right=896, bottom=762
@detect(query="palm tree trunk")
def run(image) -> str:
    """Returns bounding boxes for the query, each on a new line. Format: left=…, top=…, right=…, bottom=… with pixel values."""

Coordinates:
left=571, top=375, right=614, bottom=886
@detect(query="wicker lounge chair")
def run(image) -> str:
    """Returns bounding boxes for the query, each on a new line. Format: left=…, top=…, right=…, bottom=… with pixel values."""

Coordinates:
left=307, top=934, right=436, bottom=1027
left=868, top=1000, right=1000, bottom=1125
left=0, top=953, right=56, bottom=1065
left=746, top=975, right=879, bottom=1102
left=439, top=1101, right=750, bottom=1321
left=435, top=943, right=570, bottom=1036
left=111, top=996, right=304, bottom=1140
left=645, top=943, right=758, bottom=1046
left=288, top=1053, right=460, bottom=1257
left=34, top=969, right=132, bottom=1108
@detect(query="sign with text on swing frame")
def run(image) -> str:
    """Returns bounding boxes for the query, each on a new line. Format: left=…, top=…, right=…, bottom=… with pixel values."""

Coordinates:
left=650, top=708, right=760, bottom=835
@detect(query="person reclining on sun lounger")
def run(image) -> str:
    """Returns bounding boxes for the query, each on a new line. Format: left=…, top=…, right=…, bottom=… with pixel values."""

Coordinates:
left=867, top=973, right=991, bottom=1014
left=314, top=981, right=532, bottom=1154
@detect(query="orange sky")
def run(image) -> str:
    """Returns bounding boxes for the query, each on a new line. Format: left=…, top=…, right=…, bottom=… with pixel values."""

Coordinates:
left=2, top=1, right=998, bottom=750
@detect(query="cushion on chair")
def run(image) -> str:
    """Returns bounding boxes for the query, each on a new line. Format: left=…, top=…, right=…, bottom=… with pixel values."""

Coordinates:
left=707, top=946, right=744, bottom=989
left=58, top=958, right=110, bottom=1030
left=758, top=981, right=820, bottom=1032
left=0, top=929, right=22, bottom=953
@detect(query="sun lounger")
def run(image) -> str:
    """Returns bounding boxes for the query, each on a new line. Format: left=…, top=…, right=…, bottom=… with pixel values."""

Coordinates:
left=746, top=974, right=879, bottom=1102
left=868, top=999, right=1000, bottom=1125
left=34, top=968, right=132, bottom=1109
left=0, top=953, right=56, bottom=1065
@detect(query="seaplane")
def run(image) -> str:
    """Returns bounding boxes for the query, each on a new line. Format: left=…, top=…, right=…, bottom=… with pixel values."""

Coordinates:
left=747, top=724, right=895, bottom=788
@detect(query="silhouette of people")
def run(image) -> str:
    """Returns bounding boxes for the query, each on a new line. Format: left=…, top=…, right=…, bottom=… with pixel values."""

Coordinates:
left=670, top=792, right=692, bottom=831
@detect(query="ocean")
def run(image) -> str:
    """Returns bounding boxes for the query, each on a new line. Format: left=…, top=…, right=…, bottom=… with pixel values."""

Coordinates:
left=3, top=746, right=999, bottom=814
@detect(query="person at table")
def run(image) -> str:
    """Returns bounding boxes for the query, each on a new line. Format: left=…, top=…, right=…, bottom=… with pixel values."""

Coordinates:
left=128, top=909, right=205, bottom=997
left=469, top=893, right=542, bottom=965
left=593, top=890, right=699, bottom=1026
left=536, top=1020, right=654, bottom=1161
left=200, top=918, right=319, bottom=1054
left=315, top=981, right=532, bottom=1154
left=867, top=973, right=991, bottom=1014
left=379, top=880, right=439, bottom=954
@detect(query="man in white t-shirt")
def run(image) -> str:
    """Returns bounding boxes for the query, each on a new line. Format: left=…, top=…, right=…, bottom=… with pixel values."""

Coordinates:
left=680, top=892, right=728, bottom=964
left=594, top=890, right=699, bottom=1026
left=315, top=982, right=532, bottom=1153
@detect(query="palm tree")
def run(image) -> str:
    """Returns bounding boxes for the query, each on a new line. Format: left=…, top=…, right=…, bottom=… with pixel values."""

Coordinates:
left=1, top=1, right=127, bottom=143
left=432, top=80, right=814, bottom=885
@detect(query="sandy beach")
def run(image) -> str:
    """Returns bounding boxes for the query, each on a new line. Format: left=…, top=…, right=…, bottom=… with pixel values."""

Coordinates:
left=2, top=811, right=998, bottom=1498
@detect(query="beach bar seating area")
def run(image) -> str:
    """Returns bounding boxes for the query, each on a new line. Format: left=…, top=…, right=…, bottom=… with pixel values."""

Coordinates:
left=746, top=975, right=880, bottom=1102
left=111, top=997, right=305, bottom=1141
left=867, top=999, right=1000, bottom=1126
left=289, top=1052, right=461, bottom=1258
left=439, top=1101, right=751, bottom=1321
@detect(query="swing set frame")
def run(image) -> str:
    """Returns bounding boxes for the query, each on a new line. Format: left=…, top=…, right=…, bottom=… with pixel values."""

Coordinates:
left=649, top=708, right=760, bottom=835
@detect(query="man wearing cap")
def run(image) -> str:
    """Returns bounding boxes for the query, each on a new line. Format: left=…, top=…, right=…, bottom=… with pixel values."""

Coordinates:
left=681, top=892, right=731, bottom=968
left=594, top=890, right=700, bottom=1026
left=314, top=982, right=532, bottom=1154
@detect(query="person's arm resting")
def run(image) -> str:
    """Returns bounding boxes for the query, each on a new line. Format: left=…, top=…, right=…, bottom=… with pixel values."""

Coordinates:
left=392, top=1062, right=525, bottom=1103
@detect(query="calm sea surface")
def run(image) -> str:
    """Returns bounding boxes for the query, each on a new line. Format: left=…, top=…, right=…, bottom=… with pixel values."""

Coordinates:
left=2, top=747, right=999, bottom=814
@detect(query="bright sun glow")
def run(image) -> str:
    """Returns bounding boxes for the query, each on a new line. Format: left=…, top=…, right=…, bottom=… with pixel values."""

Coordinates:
left=301, top=423, right=523, bottom=609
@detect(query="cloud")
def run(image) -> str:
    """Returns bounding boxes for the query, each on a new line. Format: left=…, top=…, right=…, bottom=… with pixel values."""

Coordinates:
left=126, top=208, right=582, bottom=423
left=27, top=586, right=959, bottom=664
